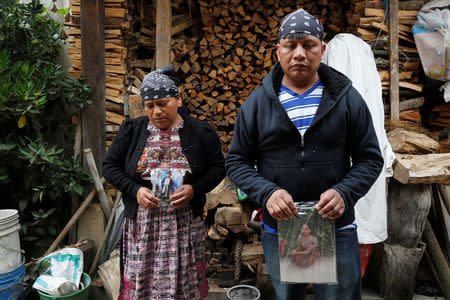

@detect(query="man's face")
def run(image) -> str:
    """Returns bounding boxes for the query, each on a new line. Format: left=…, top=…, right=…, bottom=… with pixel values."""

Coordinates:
left=276, top=35, right=326, bottom=85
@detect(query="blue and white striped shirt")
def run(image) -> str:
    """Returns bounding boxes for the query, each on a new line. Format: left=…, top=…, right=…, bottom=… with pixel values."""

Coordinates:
left=278, top=80, right=323, bottom=136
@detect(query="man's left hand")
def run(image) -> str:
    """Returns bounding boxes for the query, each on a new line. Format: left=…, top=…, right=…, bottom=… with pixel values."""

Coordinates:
left=170, top=184, right=194, bottom=208
left=316, top=189, right=345, bottom=219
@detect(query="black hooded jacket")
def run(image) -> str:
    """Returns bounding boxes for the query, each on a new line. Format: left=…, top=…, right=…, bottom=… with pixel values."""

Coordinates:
left=226, top=62, right=384, bottom=230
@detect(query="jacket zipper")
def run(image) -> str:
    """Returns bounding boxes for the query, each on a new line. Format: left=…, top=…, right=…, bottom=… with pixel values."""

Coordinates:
left=300, top=134, right=305, bottom=196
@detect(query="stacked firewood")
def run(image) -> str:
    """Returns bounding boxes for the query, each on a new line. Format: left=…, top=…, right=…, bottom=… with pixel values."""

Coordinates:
left=355, top=1, right=425, bottom=100
left=171, top=0, right=352, bottom=151
left=66, top=0, right=130, bottom=148
left=204, top=178, right=264, bottom=286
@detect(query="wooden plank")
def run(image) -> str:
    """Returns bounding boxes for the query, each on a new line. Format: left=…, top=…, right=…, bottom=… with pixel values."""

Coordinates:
left=155, top=0, right=171, bottom=68
left=399, top=81, right=423, bottom=92
left=365, top=8, right=418, bottom=18
left=81, top=0, right=106, bottom=172
left=106, top=110, right=126, bottom=125
left=393, top=153, right=450, bottom=185
left=383, top=97, right=424, bottom=113
left=390, top=0, right=400, bottom=120
left=365, top=1, right=425, bottom=11
left=172, top=16, right=201, bottom=35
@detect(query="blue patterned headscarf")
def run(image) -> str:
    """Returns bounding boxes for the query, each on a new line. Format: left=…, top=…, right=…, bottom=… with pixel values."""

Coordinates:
left=278, top=8, right=324, bottom=41
left=140, top=64, right=179, bottom=102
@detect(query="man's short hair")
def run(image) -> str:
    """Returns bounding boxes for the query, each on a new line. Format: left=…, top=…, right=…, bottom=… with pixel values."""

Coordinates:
left=278, top=32, right=312, bottom=42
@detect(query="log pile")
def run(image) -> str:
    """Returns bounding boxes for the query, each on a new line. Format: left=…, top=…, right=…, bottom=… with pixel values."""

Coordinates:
left=204, top=178, right=263, bottom=286
left=355, top=1, right=425, bottom=102
left=66, top=0, right=130, bottom=149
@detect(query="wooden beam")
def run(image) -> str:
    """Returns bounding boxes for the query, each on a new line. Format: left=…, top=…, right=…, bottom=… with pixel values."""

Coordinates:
left=390, top=0, right=400, bottom=120
left=80, top=0, right=106, bottom=171
left=384, top=97, right=424, bottom=113
left=423, top=220, right=450, bottom=298
left=155, top=0, right=172, bottom=69
left=172, top=16, right=201, bottom=35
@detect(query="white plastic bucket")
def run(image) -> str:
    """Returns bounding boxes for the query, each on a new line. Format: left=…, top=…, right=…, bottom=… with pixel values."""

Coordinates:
left=0, top=210, right=22, bottom=273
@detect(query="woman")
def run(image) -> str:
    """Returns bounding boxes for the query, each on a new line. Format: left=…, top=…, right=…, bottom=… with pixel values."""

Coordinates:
left=102, top=64, right=226, bottom=299
left=291, top=224, right=320, bottom=267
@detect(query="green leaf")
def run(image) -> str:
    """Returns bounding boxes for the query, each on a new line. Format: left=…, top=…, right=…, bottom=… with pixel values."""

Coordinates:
left=19, top=198, right=28, bottom=211
left=18, top=115, right=26, bottom=128
left=48, top=226, right=57, bottom=236
left=0, top=143, right=16, bottom=151
left=42, top=208, right=56, bottom=218
left=22, top=236, right=38, bottom=242
left=72, top=183, right=83, bottom=195
left=56, top=7, right=71, bottom=15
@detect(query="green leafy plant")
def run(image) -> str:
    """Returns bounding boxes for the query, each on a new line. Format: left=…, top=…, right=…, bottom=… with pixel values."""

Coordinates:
left=0, top=0, right=92, bottom=259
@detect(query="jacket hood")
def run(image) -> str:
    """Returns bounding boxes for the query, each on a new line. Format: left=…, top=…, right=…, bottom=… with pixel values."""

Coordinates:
left=262, top=62, right=353, bottom=101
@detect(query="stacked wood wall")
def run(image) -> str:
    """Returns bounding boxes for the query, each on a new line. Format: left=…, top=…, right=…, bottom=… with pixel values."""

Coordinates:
left=67, top=0, right=130, bottom=150
left=171, top=0, right=351, bottom=152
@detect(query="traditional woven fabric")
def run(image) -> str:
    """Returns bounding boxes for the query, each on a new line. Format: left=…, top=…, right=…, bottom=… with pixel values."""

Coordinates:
left=119, top=120, right=208, bottom=300
left=278, top=81, right=323, bottom=136
left=136, top=121, right=190, bottom=176
left=278, top=8, right=323, bottom=41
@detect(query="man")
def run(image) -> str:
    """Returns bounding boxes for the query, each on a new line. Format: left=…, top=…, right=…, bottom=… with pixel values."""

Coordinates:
left=225, top=8, right=384, bottom=300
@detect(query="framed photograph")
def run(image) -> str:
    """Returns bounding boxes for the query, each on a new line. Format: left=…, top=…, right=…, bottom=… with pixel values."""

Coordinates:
left=278, top=202, right=337, bottom=283
left=150, top=168, right=185, bottom=206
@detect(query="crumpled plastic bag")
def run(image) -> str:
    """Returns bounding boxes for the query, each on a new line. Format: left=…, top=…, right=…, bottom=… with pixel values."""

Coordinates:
left=412, top=1, right=450, bottom=101
left=32, top=247, right=83, bottom=296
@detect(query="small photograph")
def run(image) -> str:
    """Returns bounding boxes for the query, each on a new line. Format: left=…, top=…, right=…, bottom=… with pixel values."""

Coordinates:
left=150, top=168, right=185, bottom=205
left=278, top=202, right=337, bottom=284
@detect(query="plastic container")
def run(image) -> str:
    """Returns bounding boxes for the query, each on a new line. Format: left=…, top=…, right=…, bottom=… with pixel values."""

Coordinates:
left=0, top=262, right=25, bottom=300
left=227, top=285, right=260, bottom=300
left=0, top=210, right=22, bottom=273
left=37, top=272, right=91, bottom=300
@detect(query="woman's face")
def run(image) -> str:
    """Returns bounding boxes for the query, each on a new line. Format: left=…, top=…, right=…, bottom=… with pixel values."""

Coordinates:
left=143, top=96, right=182, bottom=130
left=301, top=224, right=311, bottom=236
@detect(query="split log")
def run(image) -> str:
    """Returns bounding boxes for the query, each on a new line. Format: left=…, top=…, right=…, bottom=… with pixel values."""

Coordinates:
left=393, top=153, right=450, bottom=185
left=241, top=242, right=265, bottom=266
left=387, top=128, right=440, bottom=154
left=214, top=203, right=251, bottom=234
left=386, top=182, right=431, bottom=248
left=383, top=97, right=424, bottom=113
left=205, top=177, right=238, bottom=212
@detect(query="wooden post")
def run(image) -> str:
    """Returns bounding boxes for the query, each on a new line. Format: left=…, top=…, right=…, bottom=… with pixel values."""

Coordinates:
left=389, top=0, right=400, bottom=120
left=381, top=242, right=426, bottom=300
left=80, top=0, right=106, bottom=170
left=69, top=119, right=83, bottom=243
left=386, top=183, right=431, bottom=248
left=84, top=148, right=112, bottom=219
left=89, top=192, right=121, bottom=276
left=155, top=0, right=172, bottom=68
left=423, top=220, right=450, bottom=298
